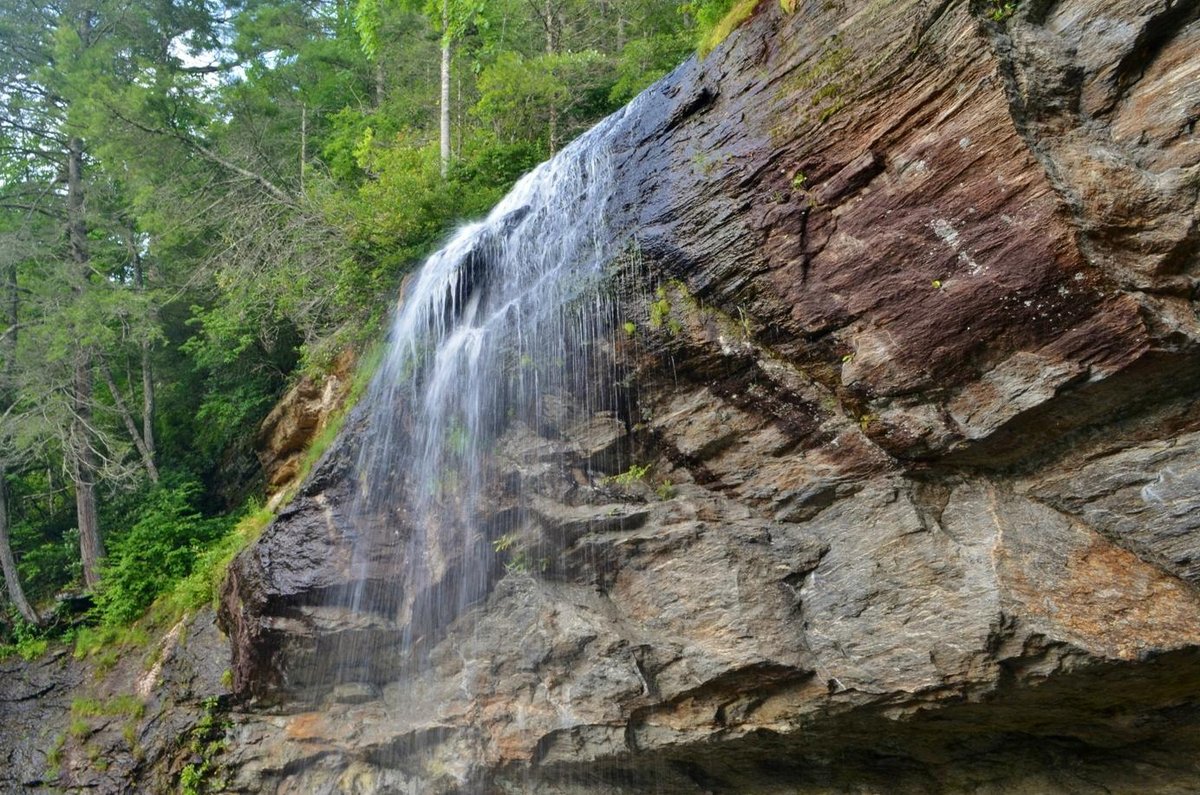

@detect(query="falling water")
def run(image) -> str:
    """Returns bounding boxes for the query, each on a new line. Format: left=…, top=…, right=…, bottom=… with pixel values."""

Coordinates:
left=328, top=95, right=654, bottom=786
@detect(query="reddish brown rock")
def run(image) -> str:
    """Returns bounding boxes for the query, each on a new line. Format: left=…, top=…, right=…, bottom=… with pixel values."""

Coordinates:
left=256, top=349, right=356, bottom=502
left=218, top=1, right=1200, bottom=793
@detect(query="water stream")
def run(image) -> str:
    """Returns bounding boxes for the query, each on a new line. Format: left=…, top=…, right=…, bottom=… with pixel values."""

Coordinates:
left=331, top=96, right=653, bottom=781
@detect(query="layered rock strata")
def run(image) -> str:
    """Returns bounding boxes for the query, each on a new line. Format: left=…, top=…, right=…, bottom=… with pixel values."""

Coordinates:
left=220, top=0, right=1200, bottom=792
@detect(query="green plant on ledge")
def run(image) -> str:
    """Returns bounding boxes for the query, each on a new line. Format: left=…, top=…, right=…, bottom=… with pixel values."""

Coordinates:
left=648, top=286, right=683, bottom=336
left=179, top=696, right=229, bottom=795
left=45, top=732, right=66, bottom=777
left=491, top=533, right=533, bottom=574
left=687, top=0, right=764, bottom=56
left=0, top=620, right=48, bottom=661
left=987, top=0, right=1017, bottom=21
left=607, top=463, right=652, bottom=486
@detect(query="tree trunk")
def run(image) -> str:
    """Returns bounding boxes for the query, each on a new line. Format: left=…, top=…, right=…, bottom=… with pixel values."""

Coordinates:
left=5, top=263, right=15, bottom=345
left=98, top=358, right=159, bottom=483
left=73, top=443, right=103, bottom=589
left=67, top=135, right=104, bottom=589
left=129, top=228, right=157, bottom=470
left=141, top=340, right=156, bottom=466
left=544, top=0, right=558, bottom=153
left=72, top=348, right=103, bottom=589
left=456, top=68, right=463, bottom=159
left=439, top=0, right=451, bottom=178
left=300, top=103, right=307, bottom=192
left=0, top=263, right=38, bottom=625
left=0, top=467, right=39, bottom=624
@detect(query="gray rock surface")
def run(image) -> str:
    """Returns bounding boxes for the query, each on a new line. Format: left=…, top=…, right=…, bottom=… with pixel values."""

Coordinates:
left=0, top=609, right=230, bottom=793
left=215, top=0, right=1200, bottom=792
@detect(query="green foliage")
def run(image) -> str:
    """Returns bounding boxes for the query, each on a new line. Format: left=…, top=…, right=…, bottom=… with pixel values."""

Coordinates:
left=608, top=463, right=651, bottom=485
left=987, top=0, right=1017, bottom=21
left=45, top=733, right=66, bottom=774
left=179, top=696, right=229, bottom=795
left=684, top=0, right=762, bottom=55
left=7, top=475, right=80, bottom=604
left=71, top=695, right=145, bottom=720
left=122, top=720, right=139, bottom=751
left=0, top=622, right=48, bottom=660
left=491, top=531, right=542, bottom=574
left=156, top=503, right=274, bottom=617
left=648, top=285, right=683, bottom=335
left=452, top=138, right=544, bottom=192
left=326, top=128, right=542, bottom=308
left=338, top=135, right=465, bottom=271
left=353, top=0, right=384, bottom=58
left=177, top=295, right=300, bottom=462
left=649, top=293, right=671, bottom=330
left=92, top=479, right=233, bottom=625
left=180, top=763, right=206, bottom=795
left=610, top=33, right=692, bottom=104
left=14, top=637, right=48, bottom=660
left=73, top=623, right=152, bottom=666
left=475, top=50, right=613, bottom=143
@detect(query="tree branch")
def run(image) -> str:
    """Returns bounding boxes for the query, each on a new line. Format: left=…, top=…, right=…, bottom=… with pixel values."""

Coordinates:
left=103, top=103, right=297, bottom=206
left=97, top=357, right=159, bottom=482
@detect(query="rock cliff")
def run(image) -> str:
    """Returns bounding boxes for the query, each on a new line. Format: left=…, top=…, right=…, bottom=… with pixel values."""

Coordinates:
left=256, top=349, right=357, bottom=508
left=218, top=0, right=1200, bottom=792
left=0, top=610, right=228, bottom=793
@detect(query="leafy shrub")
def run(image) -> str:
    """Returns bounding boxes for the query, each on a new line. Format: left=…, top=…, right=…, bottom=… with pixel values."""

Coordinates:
left=157, top=502, right=272, bottom=616
left=0, top=617, right=49, bottom=660
left=92, top=479, right=232, bottom=625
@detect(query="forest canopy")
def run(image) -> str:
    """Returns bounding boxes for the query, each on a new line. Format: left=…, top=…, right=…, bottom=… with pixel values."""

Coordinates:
left=0, top=0, right=746, bottom=650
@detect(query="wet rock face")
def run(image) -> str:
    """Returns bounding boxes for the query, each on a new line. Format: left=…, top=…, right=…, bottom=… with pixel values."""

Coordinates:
left=0, top=649, right=85, bottom=790
left=0, top=610, right=229, bottom=794
left=221, top=0, right=1200, bottom=792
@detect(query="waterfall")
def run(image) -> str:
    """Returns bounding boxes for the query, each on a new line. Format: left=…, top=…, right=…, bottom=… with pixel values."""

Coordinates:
left=331, top=97, right=649, bottom=737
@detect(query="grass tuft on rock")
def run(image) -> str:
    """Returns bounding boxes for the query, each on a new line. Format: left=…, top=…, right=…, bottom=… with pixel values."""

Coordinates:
left=698, top=0, right=764, bottom=56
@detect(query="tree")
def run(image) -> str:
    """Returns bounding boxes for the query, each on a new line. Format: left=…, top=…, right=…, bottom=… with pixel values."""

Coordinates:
left=0, top=228, right=39, bottom=624
left=0, top=0, right=222, bottom=591
left=0, top=0, right=105, bottom=587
